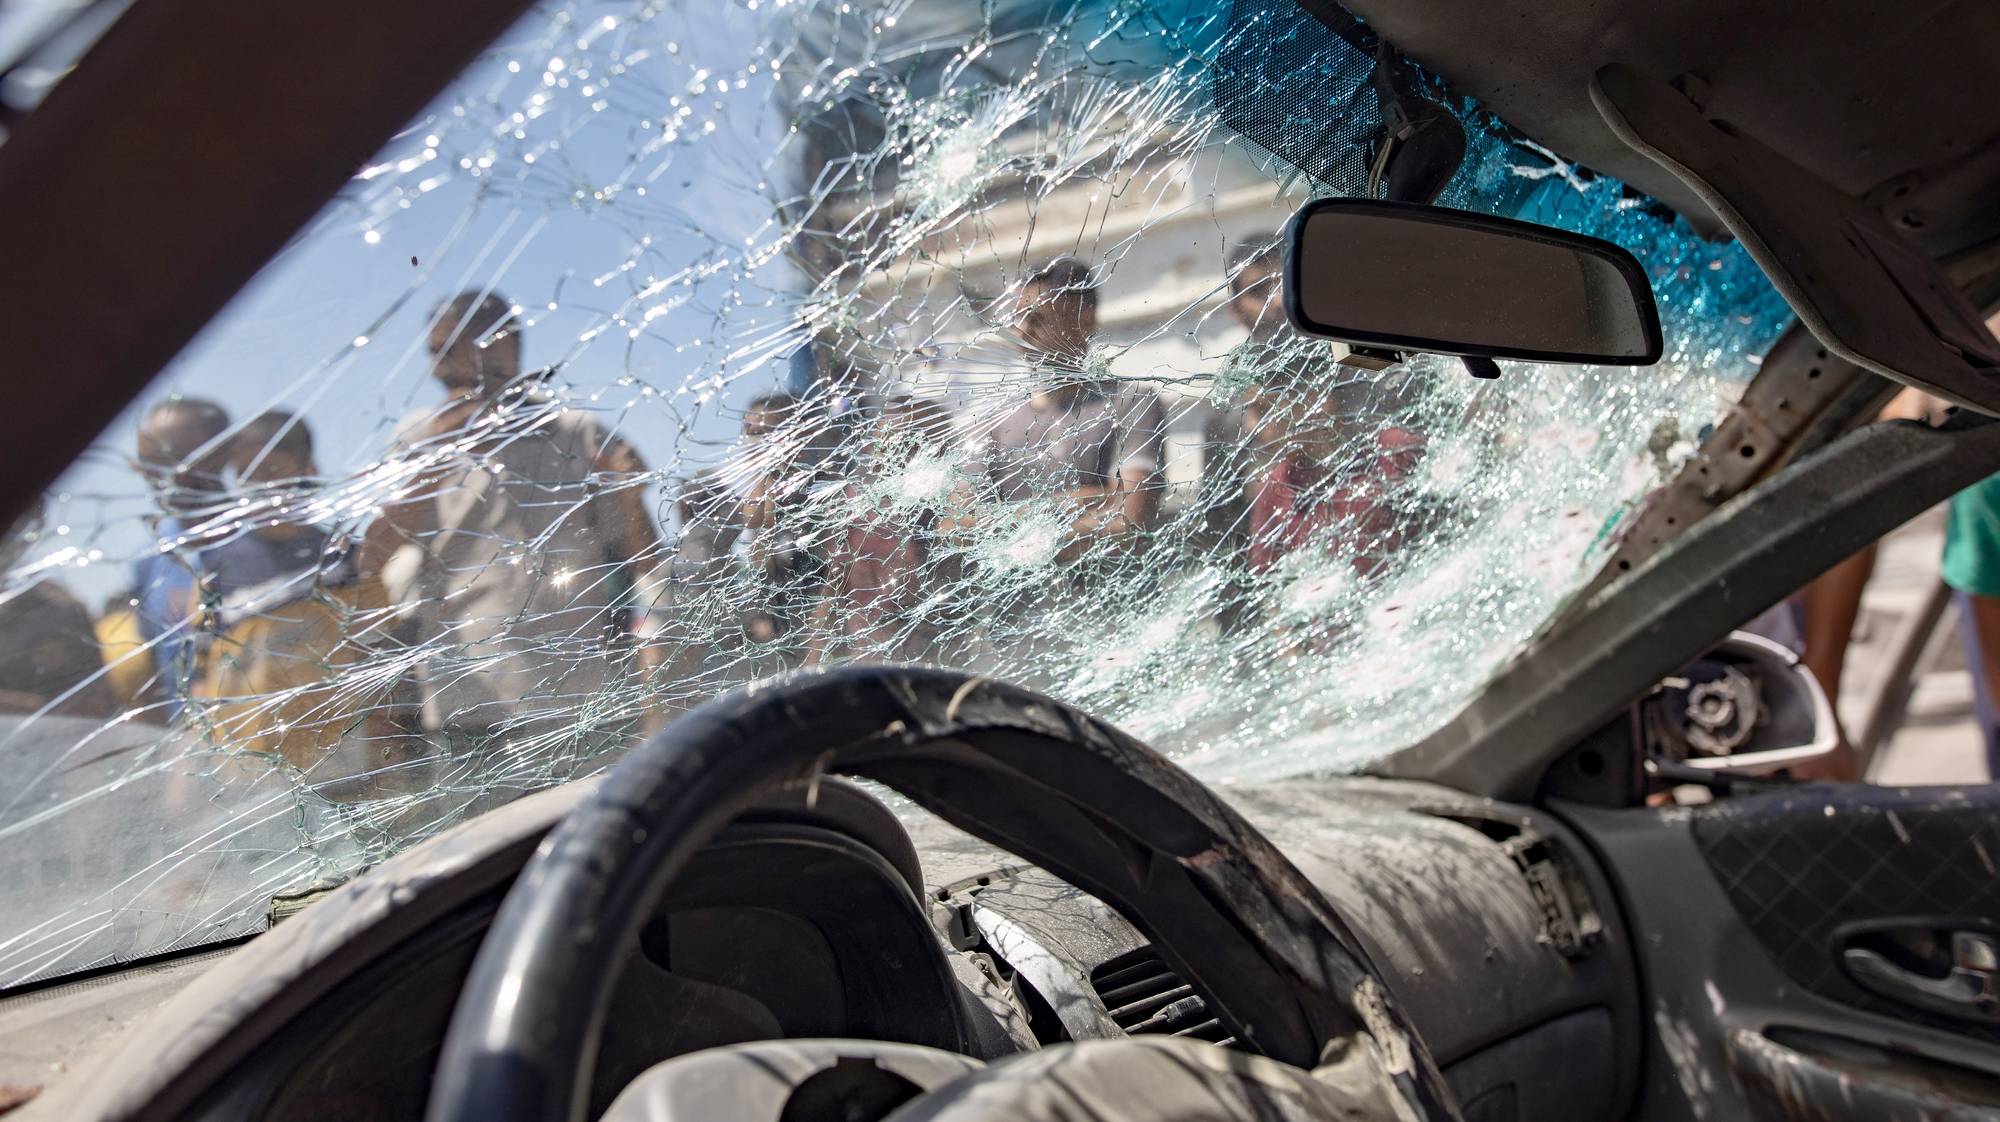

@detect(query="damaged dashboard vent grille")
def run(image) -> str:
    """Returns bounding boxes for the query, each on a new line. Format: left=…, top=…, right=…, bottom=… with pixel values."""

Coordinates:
left=1089, top=946, right=1236, bottom=1047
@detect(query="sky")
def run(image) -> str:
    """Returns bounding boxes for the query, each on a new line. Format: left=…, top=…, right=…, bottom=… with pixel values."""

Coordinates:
left=42, top=1, right=806, bottom=603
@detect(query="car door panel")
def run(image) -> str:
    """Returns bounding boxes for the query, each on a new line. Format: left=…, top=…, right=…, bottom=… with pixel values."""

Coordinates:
left=1691, top=784, right=2000, bottom=1042
left=1559, top=791, right=2000, bottom=1122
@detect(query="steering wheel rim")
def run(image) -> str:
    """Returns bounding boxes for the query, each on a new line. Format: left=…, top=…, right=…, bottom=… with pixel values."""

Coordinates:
left=424, top=665, right=1459, bottom=1122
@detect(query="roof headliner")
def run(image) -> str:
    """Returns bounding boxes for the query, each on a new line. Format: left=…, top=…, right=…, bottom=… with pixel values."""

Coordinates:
left=1344, top=0, right=2000, bottom=256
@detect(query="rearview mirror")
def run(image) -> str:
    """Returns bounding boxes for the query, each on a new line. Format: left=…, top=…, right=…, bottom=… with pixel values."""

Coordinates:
left=1284, top=198, right=1663, bottom=366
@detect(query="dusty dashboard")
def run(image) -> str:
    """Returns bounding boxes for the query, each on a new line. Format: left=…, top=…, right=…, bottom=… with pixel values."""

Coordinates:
left=925, top=777, right=1645, bottom=1120
left=25, top=774, right=1641, bottom=1122
left=178, top=784, right=987, bottom=1122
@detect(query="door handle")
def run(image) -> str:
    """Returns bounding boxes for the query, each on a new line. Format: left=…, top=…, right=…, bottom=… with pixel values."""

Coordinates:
left=1842, top=931, right=2000, bottom=1023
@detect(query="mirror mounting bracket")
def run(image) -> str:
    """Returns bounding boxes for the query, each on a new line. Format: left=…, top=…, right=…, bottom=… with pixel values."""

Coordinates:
left=1337, top=344, right=1405, bottom=372
left=1365, top=42, right=1466, bottom=205
left=1337, top=344, right=1504, bottom=382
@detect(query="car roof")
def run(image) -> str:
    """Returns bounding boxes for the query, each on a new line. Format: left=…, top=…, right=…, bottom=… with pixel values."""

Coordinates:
left=1341, top=0, right=2000, bottom=262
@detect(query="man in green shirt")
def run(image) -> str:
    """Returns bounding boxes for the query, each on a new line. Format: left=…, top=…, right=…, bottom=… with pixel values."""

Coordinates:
left=1940, top=471, right=2000, bottom=778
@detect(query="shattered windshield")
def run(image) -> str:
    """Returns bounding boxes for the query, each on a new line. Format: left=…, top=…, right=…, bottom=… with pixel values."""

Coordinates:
left=0, top=0, right=1788, bottom=987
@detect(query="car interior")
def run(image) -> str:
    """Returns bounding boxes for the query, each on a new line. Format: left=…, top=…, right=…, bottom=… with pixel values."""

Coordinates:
left=0, top=0, right=1996, bottom=1120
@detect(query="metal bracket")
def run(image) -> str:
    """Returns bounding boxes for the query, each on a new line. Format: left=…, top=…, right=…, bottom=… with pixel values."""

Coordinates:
left=1365, top=42, right=1466, bottom=205
left=1555, top=322, right=1896, bottom=621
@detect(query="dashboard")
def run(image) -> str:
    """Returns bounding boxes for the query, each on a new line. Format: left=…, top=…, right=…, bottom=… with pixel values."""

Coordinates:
left=925, top=778, right=1643, bottom=1119
left=177, top=787, right=983, bottom=1121
left=15, top=775, right=1642, bottom=1122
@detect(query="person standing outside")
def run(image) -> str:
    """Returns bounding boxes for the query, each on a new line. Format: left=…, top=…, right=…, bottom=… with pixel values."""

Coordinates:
left=362, top=291, right=661, bottom=778
left=973, top=257, right=1165, bottom=557
left=0, top=504, right=117, bottom=719
left=731, top=391, right=839, bottom=652
left=1241, top=376, right=1421, bottom=577
left=808, top=394, right=967, bottom=666
left=1215, top=236, right=1424, bottom=579
left=1198, top=236, right=1291, bottom=556
left=205, top=410, right=334, bottom=605
left=630, top=471, right=747, bottom=735
left=193, top=409, right=397, bottom=779
left=131, top=396, right=232, bottom=714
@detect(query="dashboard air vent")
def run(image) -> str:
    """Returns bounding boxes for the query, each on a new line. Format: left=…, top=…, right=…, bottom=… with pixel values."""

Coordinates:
left=1088, top=946, right=1236, bottom=1047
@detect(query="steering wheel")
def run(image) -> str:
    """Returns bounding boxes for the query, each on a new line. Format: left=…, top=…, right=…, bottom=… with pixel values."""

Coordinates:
left=424, top=666, right=1459, bottom=1122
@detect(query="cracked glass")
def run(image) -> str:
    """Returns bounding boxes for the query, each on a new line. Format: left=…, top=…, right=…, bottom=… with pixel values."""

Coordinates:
left=0, top=0, right=1790, bottom=986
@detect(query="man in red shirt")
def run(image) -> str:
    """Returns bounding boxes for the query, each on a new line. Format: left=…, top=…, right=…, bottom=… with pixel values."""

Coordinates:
left=1243, top=385, right=1423, bottom=577
left=1221, top=234, right=1426, bottom=578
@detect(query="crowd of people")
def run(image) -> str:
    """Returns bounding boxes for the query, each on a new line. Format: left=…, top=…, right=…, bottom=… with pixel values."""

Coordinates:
left=0, top=240, right=1430, bottom=792
left=4, top=235, right=1988, bottom=799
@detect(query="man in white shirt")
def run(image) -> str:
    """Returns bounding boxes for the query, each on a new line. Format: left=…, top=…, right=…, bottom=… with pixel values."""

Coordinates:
left=363, top=291, right=659, bottom=766
left=972, top=258, right=1165, bottom=554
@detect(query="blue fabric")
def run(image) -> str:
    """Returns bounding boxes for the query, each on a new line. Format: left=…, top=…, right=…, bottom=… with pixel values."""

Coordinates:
left=203, top=529, right=329, bottom=603
left=132, top=517, right=198, bottom=716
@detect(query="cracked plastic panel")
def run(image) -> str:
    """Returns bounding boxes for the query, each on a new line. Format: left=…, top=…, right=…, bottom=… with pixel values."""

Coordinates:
left=0, top=0, right=1789, bottom=987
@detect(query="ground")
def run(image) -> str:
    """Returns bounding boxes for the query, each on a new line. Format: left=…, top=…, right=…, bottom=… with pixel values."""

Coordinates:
left=1841, top=505, right=1992, bottom=785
